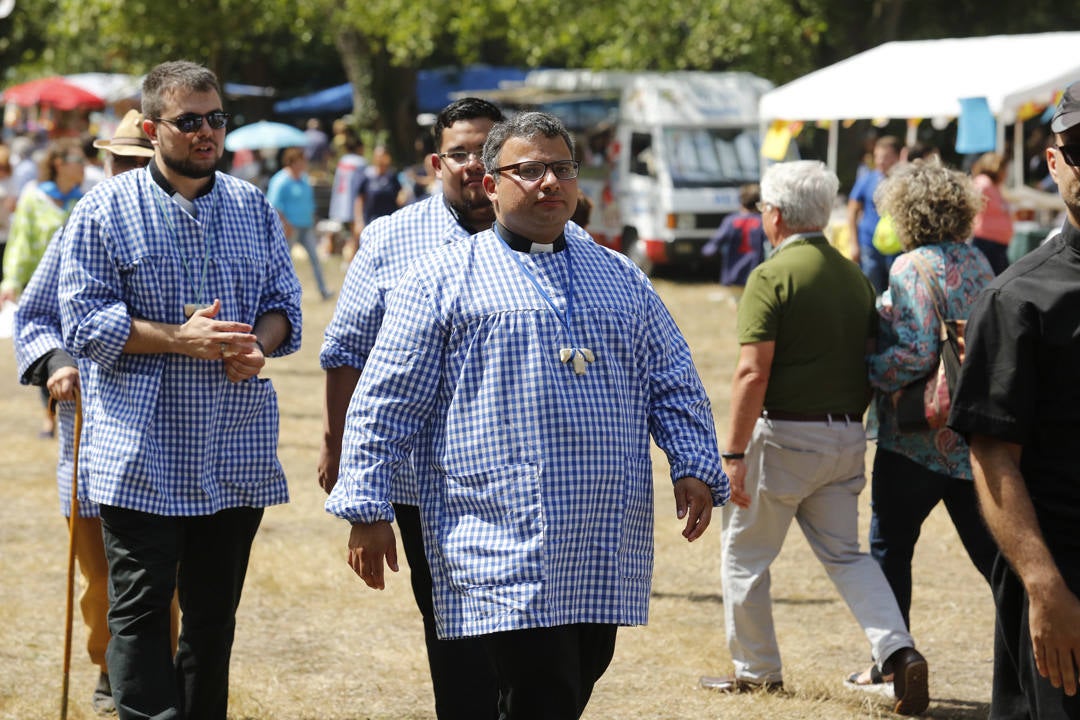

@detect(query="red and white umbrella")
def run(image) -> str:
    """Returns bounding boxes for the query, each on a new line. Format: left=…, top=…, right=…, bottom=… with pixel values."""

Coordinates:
left=3, top=76, right=106, bottom=111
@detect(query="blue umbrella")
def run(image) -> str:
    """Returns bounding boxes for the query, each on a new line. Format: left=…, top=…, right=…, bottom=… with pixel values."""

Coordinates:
left=224, top=120, right=307, bottom=151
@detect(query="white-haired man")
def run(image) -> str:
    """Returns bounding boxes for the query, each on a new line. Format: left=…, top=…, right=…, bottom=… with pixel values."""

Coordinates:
left=706, top=160, right=929, bottom=716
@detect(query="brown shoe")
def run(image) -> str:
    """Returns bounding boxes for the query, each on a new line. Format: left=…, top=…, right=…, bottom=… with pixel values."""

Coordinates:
left=699, top=675, right=784, bottom=693
left=886, top=647, right=929, bottom=715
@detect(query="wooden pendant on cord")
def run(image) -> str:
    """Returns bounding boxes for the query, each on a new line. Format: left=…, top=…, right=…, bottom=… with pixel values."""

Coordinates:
left=559, top=347, right=595, bottom=375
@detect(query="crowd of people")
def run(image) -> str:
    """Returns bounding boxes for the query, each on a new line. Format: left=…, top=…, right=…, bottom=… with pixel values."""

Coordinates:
left=6, top=57, right=1080, bottom=720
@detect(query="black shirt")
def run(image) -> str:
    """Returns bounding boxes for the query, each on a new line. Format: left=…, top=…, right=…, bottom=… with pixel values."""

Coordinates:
left=949, top=219, right=1080, bottom=566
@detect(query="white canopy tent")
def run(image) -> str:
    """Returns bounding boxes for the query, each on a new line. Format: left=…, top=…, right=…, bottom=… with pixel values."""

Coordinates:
left=759, top=32, right=1080, bottom=185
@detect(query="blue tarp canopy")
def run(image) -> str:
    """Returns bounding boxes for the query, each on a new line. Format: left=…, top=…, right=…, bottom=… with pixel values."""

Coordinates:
left=273, top=83, right=351, bottom=115
left=273, top=66, right=529, bottom=116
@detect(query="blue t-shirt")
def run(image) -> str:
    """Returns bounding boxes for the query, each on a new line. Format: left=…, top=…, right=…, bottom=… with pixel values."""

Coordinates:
left=266, top=169, right=315, bottom=229
left=850, top=169, right=884, bottom=248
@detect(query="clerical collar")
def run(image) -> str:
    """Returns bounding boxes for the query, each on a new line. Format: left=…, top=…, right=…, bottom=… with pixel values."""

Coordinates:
left=494, top=221, right=566, bottom=254
left=150, top=159, right=216, bottom=216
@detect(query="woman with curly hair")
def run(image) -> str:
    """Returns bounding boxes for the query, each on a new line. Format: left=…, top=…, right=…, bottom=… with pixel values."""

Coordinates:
left=847, top=159, right=998, bottom=689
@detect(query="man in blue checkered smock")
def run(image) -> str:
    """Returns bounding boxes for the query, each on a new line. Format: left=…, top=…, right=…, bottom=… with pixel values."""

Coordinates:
left=320, top=98, right=506, bottom=720
left=326, top=111, right=728, bottom=720
left=57, top=61, right=302, bottom=720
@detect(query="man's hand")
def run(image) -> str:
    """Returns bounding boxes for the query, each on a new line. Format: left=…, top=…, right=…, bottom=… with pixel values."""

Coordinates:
left=46, top=366, right=80, bottom=402
left=722, top=458, right=751, bottom=508
left=673, top=477, right=713, bottom=542
left=347, top=521, right=399, bottom=590
left=178, top=299, right=257, bottom=360
left=1029, top=582, right=1080, bottom=695
left=223, top=340, right=265, bottom=383
left=318, top=444, right=340, bottom=494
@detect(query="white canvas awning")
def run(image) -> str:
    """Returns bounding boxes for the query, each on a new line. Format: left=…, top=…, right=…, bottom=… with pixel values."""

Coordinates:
left=760, top=32, right=1080, bottom=182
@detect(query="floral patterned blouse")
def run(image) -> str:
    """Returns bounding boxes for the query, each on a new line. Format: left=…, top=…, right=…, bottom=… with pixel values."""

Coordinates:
left=868, top=242, right=994, bottom=479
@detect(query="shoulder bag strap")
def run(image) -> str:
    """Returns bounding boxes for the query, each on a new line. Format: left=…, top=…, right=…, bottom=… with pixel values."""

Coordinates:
left=907, top=250, right=959, bottom=346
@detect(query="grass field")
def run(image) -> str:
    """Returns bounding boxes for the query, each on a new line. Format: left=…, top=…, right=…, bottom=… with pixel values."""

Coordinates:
left=0, top=256, right=995, bottom=719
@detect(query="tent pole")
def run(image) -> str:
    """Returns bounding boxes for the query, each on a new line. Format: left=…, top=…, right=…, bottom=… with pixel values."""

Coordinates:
left=827, top=121, right=838, bottom=174
left=1012, top=121, right=1024, bottom=189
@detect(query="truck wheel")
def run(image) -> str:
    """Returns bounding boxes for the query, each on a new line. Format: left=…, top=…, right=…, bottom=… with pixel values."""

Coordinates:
left=623, top=229, right=655, bottom=276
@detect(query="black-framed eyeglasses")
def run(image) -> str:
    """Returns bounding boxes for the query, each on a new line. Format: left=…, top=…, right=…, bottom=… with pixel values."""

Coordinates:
left=1056, top=143, right=1080, bottom=167
left=438, top=150, right=483, bottom=165
left=155, top=111, right=231, bottom=134
left=493, top=160, right=579, bottom=182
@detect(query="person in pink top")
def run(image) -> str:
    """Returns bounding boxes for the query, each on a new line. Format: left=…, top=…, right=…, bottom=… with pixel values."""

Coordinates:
left=970, top=152, right=1014, bottom=275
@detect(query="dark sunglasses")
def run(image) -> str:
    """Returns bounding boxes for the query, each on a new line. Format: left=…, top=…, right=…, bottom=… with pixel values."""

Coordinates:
left=155, top=111, right=231, bottom=134
left=1057, top=144, right=1080, bottom=167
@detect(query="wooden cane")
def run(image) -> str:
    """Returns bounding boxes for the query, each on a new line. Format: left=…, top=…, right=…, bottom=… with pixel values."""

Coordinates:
left=60, top=386, right=83, bottom=720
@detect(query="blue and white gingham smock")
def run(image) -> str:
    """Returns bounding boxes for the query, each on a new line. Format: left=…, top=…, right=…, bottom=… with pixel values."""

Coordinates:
left=326, top=228, right=728, bottom=639
left=58, top=168, right=303, bottom=516
left=321, top=194, right=482, bottom=505
left=14, top=233, right=93, bottom=518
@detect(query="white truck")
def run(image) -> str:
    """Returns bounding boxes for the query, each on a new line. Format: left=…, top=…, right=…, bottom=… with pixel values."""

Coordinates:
left=502, top=70, right=773, bottom=274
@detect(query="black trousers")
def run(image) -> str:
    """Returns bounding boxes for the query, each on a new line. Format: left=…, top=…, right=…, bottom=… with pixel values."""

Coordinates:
left=100, top=505, right=263, bottom=720
left=479, top=623, right=618, bottom=720
left=869, top=448, right=997, bottom=628
left=395, top=503, right=499, bottom=720
left=990, top=553, right=1080, bottom=720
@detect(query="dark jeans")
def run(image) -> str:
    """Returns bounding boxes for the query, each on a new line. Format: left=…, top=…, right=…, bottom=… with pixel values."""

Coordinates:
left=990, top=554, right=1080, bottom=719
left=972, top=237, right=1011, bottom=276
left=394, top=503, right=499, bottom=720
left=859, top=242, right=896, bottom=295
left=480, top=623, right=618, bottom=720
left=100, top=505, right=263, bottom=720
left=869, top=448, right=997, bottom=628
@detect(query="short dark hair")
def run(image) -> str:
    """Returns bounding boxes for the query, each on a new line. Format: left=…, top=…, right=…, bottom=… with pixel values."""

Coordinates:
left=738, top=183, right=760, bottom=211
left=142, top=61, right=221, bottom=120
left=875, top=135, right=903, bottom=156
left=433, top=98, right=504, bottom=148
left=482, top=112, right=574, bottom=180
left=281, top=146, right=305, bottom=166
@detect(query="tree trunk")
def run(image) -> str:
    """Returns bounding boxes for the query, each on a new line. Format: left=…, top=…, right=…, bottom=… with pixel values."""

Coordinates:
left=333, top=27, right=376, bottom=128
left=369, top=49, right=418, bottom=164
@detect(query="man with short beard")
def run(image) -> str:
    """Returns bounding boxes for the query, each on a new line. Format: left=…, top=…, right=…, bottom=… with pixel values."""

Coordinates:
left=319, top=97, right=506, bottom=719
left=57, top=60, right=303, bottom=720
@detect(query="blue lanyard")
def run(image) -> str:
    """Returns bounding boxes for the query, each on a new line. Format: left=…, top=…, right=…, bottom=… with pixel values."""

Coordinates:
left=154, top=187, right=217, bottom=307
left=495, top=227, right=595, bottom=378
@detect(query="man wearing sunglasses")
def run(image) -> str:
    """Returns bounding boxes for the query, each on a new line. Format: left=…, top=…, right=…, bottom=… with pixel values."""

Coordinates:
left=57, top=60, right=303, bottom=720
left=327, top=111, right=727, bottom=719
left=949, top=81, right=1080, bottom=719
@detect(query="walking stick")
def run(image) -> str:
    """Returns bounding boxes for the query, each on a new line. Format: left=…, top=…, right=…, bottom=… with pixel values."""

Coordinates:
left=60, top=386, right=83, bottom=720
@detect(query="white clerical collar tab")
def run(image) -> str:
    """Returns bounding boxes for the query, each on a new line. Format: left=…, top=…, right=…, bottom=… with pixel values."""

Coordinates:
left=530, top=242, right=555, bottom=254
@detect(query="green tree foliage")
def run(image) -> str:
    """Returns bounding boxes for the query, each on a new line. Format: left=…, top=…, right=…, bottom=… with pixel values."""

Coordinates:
left=10, top=0, right=1080, bottom=164
left=29, top=0, right=338, bottom=91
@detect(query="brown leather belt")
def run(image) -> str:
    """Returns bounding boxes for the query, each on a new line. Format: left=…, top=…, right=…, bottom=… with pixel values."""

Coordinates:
left=762, top=410, right=861, bottom=423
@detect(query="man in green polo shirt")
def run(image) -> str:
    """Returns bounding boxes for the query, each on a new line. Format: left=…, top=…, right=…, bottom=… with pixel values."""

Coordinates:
left=702, top=160, right=929, bottom=716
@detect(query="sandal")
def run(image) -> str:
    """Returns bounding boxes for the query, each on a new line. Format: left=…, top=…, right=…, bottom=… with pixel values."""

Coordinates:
left=845, top=663, right=894, bottom=689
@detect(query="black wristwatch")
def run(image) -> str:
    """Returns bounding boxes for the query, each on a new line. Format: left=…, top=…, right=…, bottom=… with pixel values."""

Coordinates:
left=720, top=452, right=745, bottom=460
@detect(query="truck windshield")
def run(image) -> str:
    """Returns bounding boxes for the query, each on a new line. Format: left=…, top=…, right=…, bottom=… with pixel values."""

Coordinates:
left=665, top=127, right=759, bottom=188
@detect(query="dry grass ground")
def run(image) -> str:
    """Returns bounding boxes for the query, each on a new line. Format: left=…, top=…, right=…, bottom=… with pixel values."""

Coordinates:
left=0, top=256, right=994, bottom=719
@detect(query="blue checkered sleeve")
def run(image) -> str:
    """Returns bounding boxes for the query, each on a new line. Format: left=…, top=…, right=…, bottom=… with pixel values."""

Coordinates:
left=325, top=262, right=445, bottom=524
left=14, top=230, right=65, bottom=382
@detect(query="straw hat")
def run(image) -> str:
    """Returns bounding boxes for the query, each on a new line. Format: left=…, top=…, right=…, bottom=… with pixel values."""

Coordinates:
left=93, top=109, right=155, bottom=158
